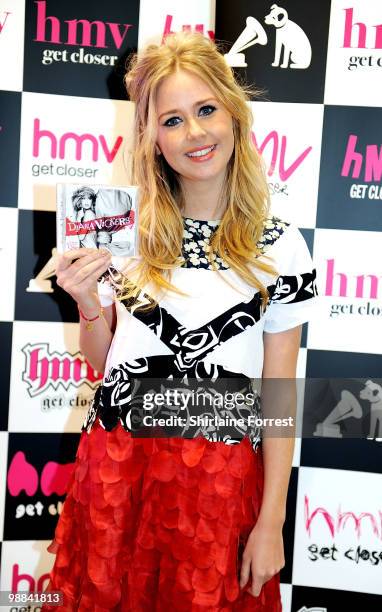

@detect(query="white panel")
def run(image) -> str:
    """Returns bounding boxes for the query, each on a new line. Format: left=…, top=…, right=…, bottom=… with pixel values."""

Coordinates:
left=9, top=321, right=100, bottom=432
left=0, top=207, right=18, bottom=321
left=18, top=92, right=135, bottom=211
left=251, top=101, right=323, bottom=228
left=307, top=228, right=382, bottom=354
left=293, top=466, right=382, bottom=594
left=325, top=0, right=382, bottom=107
left=0, top=0, right=25, bottom=91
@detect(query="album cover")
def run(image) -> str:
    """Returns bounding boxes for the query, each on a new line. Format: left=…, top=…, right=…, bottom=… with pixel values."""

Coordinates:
left=56, top=184, right=139, bottom=256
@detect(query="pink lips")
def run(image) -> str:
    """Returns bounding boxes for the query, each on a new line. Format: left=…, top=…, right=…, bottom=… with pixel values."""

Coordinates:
left=185, top=144, right=216, bottom=162
left=186, top=144, right=215, bottom=154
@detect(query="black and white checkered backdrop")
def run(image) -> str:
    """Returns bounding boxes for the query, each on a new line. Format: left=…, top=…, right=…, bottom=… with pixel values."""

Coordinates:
left=0, top=1, right=381, bottom=610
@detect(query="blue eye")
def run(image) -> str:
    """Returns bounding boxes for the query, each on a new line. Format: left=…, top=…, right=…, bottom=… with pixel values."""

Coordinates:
left=199, top=105, right=216, bottom=116
left=162, top=105, right=217, bottom=127
left=163, top=116, right=181, bottom=127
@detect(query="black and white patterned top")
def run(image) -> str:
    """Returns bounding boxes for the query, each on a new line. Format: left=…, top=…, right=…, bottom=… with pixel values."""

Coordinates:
left=83, top=215, right=318, bottom=453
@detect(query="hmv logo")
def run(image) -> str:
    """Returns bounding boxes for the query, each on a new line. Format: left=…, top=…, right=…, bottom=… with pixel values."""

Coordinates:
left=12, top=565, right=50, bottom=595
left=341, top=135, right=382, bottom=183
left=304, top=494, right=382, bottom=538
left=343, top=8, right=382, bottom=49
left=162, top=14, right=214, bottom=43
left=325, top=259, right=380, bottom=300
left=22, top=343, right=102, bottom=397
left=33, top=118, right=123, bottom=162
left=8, top=451, right=74, bottom=497
left=252, top=130, right=312, bottom=181
left=34, top=0, right=132, bottom=49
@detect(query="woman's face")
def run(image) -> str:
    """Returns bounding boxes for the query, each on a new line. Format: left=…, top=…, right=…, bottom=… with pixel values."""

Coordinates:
left=81, top=196, right=93, bottom=210
left=155, top=69, right=234, bottom=190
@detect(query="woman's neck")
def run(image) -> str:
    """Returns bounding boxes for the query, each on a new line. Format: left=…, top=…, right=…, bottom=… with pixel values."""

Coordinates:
left=180, top=175, right=227, bottom=221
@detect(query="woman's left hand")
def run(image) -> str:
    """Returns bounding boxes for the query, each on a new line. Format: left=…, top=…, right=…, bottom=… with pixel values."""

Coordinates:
left=239, top=519, right=285, bottom=598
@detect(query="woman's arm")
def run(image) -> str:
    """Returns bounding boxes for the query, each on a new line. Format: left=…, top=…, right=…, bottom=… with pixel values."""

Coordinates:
left=239, top=325, right=301, bottom=597
left=56, top=248, right=115, bottom=373
left=78, top=302, right=116, bottom=373
left=258, top=324, right=301, bottom=526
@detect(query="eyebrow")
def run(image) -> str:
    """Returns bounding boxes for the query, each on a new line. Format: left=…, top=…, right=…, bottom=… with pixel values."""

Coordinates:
left=158, top=98, right=217, bottom=121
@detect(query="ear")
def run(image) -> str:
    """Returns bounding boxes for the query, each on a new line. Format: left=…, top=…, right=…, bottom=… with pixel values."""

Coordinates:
left=155, top=144, right=162, bottom=156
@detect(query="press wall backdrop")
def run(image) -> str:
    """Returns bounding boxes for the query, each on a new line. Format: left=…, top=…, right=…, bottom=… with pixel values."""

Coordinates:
left=0, top=1, right=381, bottom=610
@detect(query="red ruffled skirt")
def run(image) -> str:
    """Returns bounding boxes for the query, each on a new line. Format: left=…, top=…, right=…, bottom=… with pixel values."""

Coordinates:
left=42, top=419, right=282, bottom=611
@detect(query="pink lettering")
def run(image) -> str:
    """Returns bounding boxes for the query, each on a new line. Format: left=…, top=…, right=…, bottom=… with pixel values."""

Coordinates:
left=341, top=134, right=362, bottom=178
left=305, top=495, right=335, bottom=537
left=338, top=510, right=380, bottom=538
left=162, top=14, right=214, bottom=44
left=343, top=7, right=382, bottom=49
left=66, top=19, right=107, bottom=47
left=33, top=118, right=57, bottom=158
left=22, top=343, right=102, bottom=397
left=355, top=274, right=380, bottom=299
left=341, top=134, right=382, bottom=182
left=364, top=144, right=382, bottom=182
left=12, top=565, right=50, bottom=593
left=252, top=130, right=311, bottom=181
left=12, top=564, right=35, bottom=592
left=325, top=260, right=381, bottom=299
left=59, top=131, right=98, bottom=161
left=40, top=461, right=74, bottom=496
left=28, top=347, right=40, bottom=382
left=0, top=10, right=11, bottom=35
left=32, top=119, right=123, bottom=162
left=99, top=134, right=123, bottom=163
left=7, top=452, right=39, bottom=496
left=107, top=22, right=132, bottom=50
left=34, top=1, right=132, bottom=49
left=343, top=8, right=367, bottom=48
left=325, top=259, right=348, bottom=297
left=34, top=0, right=61, bottom=44
left=305, top=495, right=382, bottom=539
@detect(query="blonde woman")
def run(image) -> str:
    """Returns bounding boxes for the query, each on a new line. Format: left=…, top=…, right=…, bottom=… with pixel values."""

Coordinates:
left=44, top=32, right=318, bottom=610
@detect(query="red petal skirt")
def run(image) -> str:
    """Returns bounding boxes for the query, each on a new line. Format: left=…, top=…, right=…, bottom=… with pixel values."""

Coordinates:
left=42, top=419, right=282, bottom=611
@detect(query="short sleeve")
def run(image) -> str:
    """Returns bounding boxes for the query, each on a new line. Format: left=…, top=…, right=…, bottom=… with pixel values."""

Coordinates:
left=263, top=225, right=319, bottom=333
left=97, top=276, right=115, bottom=307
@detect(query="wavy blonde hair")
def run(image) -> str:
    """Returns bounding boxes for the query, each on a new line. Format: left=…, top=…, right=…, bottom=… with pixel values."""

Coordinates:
left=121, top=31, right=277, bottom=310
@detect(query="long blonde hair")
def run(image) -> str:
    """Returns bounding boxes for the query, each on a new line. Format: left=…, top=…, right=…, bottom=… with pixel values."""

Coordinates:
left=122, top=31, right=277, bottom=310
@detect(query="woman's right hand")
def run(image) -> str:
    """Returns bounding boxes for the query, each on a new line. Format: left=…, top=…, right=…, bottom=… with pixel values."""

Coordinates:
left=55, top=248, right=112, bottom=313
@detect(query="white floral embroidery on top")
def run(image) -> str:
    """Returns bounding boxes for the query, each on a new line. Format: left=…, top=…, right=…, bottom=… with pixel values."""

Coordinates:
left=181, top=216, right=289, bottom=269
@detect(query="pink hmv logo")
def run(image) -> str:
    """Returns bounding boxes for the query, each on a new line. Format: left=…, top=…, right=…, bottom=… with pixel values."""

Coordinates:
left=343, top=8, right=382, bottom=49
left=32, top=119, right=123, bottom=163
left=7, top=451, right=74, bottom=497
left=22, top=343, right=102, bottom=397
left=33, top=0, right=132, bottom=49
left=341, top=135, right=382, bottom=183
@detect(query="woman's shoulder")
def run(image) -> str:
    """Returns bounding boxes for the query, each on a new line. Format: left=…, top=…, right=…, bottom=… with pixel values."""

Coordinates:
left=256, top=214, right=291, bottom=255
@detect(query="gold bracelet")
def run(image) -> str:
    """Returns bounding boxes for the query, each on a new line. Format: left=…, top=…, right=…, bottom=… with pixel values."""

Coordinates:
left=78, top=304, right=104, bottom=331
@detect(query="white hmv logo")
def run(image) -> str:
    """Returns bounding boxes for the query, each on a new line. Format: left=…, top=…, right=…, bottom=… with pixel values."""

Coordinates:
left=225, top=4, right=312, bottom=70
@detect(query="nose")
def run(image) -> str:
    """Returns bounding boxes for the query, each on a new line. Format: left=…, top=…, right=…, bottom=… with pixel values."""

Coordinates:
left=186, top=117, right=207, bottom=140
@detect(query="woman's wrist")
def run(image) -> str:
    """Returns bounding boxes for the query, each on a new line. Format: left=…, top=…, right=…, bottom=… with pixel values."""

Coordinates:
left=256, top=510, right=286, bottom=530
left=76, top=294, right=101, bottom=317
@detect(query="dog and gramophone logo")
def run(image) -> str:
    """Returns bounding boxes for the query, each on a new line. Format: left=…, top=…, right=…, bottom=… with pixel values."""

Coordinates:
left=23, top=0, right=140, bottom=98
left=216, top=0, right=331, bottom=103
left=224, top=4, right=312, bottom=70
left=304, top=379, right=382, bottom=443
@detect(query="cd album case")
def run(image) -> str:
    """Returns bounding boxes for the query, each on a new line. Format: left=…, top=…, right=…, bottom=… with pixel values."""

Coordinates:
left=56, top=184, right=139, bottom=256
